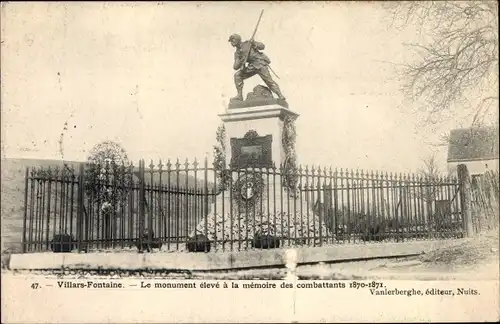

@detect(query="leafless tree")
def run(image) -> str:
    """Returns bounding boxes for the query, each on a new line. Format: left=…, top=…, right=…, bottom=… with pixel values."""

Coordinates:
left=384, top=1, right=499, bottom=129
left=417, top=154, right=441, bottom=182
left=413, top=154, right=444, bottom=217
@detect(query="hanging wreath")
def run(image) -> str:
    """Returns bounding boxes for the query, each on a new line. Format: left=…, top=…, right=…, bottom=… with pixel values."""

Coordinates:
left=85, top=140, right=132, bottom=212
left=282, top=116, right=298, bottom=194
left=232, top=172, right=265, bottom=213
left=213, top=123, right=231, bottom=191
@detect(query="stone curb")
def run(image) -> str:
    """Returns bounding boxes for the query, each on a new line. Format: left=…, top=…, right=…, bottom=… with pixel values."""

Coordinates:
left=9, top=239, right=466, bottom=271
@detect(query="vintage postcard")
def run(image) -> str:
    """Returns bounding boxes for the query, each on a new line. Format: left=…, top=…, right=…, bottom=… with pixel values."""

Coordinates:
left=1, top=1, right=499, bottom=323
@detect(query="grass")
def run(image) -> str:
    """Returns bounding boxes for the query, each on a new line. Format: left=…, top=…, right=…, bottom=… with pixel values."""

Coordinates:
left=418, top=227, right=499, bottom=268
left=190, top=229, right=499, bottom=280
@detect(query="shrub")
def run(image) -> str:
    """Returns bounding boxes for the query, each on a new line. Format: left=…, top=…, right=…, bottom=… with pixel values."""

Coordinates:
left=136, top=229, right=161, bottom=253
left=252, top=230, right=280, bottom=249
left=50, top=233, right=75, bottom=253
left=187, top=234, right=211, bottom=253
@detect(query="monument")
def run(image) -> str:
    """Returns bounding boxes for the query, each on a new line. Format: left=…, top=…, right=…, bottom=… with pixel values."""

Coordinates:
left=189, top=11, right=330, bottom=250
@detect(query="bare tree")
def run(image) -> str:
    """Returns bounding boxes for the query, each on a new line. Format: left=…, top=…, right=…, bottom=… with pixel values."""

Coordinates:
left=414, top=154, right=443, bottom=218
left=384, top=1, right=499, bottom=129
left=417, top=154, right=442, bottom=184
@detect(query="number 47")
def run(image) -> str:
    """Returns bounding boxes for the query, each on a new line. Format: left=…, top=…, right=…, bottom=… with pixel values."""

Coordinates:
left=31, top=283, right=39, bottom=289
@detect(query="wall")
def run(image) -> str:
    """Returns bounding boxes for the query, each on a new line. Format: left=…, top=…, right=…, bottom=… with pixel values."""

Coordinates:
left=447, top=159, right=499, bottom=176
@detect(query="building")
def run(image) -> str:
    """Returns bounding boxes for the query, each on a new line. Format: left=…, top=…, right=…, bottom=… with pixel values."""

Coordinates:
left=447, top=126, right=499, bottom=176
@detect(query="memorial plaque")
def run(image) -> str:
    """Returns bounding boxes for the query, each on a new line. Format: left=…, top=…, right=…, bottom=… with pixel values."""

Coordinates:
left=230, top=130, right=273, bottom=168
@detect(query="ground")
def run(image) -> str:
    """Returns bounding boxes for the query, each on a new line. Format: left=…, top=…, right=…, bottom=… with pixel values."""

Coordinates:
left=186, top=228, right=499, bottom=280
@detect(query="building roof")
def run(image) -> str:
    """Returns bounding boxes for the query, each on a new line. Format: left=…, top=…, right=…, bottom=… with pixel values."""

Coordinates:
left=447, top=127, right=499, bottom=162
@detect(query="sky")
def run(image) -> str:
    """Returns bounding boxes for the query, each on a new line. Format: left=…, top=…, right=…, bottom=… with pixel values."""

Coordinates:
left=1, top=2, right=493, bottom=174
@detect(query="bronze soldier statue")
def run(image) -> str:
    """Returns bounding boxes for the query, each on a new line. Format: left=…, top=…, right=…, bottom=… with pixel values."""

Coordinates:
left=228, top=34, right=286, bottom=102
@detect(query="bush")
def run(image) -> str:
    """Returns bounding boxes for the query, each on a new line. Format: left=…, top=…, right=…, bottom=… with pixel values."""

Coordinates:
left=359, top=219, right=390, bottom=242
left=136, top=229, right=162, bottom=253
left=252, top=230, right=280, bottom=249
left=187, top=234, right=211, bottom=253
left=50, top=233, right=75, bottom=253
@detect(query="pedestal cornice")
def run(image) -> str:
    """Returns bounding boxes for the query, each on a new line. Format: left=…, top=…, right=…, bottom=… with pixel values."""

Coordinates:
left=219, top=104, right=299, bottom=123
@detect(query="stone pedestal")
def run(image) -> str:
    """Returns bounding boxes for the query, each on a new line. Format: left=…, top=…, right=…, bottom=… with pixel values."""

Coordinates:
left=185, top=96, right=332, bottom=251
left=218, top=101, right=299, bottom=169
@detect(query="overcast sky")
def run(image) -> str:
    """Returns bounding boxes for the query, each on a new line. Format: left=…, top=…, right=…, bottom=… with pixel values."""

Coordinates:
left=1, top=2, right=488, bottom=174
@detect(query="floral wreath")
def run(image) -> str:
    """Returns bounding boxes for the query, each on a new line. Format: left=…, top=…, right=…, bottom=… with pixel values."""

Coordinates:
left=232, top=172, right=265, bottom=213
left=282, top=115, right=298, bottom=196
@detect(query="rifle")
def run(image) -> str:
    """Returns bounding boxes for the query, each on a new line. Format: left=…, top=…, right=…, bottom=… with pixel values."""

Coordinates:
left=240, top=9, right=264, bottom=71
left=240, top=10, right=281, bottom=80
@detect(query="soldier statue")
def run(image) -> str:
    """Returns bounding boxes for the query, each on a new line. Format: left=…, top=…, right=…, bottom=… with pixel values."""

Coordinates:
left=228, top=33, right=286, bottom=102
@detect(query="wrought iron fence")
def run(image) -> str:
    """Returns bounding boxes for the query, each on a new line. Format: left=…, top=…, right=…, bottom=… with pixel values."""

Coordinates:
left=22, top=158, right=464, bottom=253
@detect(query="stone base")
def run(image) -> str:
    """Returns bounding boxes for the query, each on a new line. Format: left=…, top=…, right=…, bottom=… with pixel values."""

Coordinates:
left=229, top=98, right=289, bottom=109
left=9, top=239, right=465, bottom=271
left=228, top=84, right=289, bottom=109
left=187, top=189, right=332, bottom=251
left=219, top=101, right=299, bottom=170
left=189, top=211, right=330, bottom=251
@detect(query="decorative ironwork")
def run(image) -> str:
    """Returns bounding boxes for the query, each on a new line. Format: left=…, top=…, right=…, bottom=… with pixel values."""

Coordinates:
left=243, top=129, right=260, bottom=139
left=20, top=157, right=474, bottom=254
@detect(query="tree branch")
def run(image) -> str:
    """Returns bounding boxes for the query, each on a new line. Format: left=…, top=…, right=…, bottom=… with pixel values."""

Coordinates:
left=384, top=1, right=498, bottom=129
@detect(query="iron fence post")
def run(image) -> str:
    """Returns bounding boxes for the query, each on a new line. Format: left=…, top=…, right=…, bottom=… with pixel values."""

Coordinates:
left=77, top=163, right=85, bottom=252
left=22, top=167, right=29, bottom=253
left=139, top=159, right=146, bottom=251
left=457, top=164, right=474, bottom=238
left=204, top=156, right=209, bottom=244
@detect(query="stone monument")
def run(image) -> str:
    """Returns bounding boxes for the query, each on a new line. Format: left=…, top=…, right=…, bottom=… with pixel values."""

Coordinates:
left=188, top=14, right=331, bottom=251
